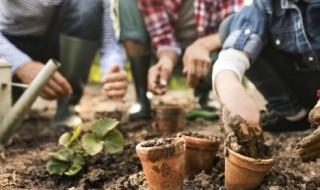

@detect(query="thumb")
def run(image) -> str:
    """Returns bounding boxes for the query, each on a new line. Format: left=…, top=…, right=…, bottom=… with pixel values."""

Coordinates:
left=159, top=67, right=169, bottom=86
left=107, top=64, right=120, bottom=74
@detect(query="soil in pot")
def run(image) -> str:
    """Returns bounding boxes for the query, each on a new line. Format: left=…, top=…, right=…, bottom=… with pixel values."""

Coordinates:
left=177, top=132, right=221, bottom=179
left=155, top=104, right=184, bottom=133
left=136, top=138, right=186, bottom=190
left=221, top=107, right=277, bottom=190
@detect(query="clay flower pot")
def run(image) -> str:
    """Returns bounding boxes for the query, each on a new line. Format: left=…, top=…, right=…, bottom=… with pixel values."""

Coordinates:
left=136, top=138, right=186, bottom=190
left=177, top=132, right=221, bottom=179
left=155, top=104, right=183, bottom=133
left=224, top=147, right=275, bottom=190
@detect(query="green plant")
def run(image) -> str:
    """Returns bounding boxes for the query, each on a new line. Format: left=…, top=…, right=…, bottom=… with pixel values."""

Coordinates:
left=46, top=118, right=124, bottom=176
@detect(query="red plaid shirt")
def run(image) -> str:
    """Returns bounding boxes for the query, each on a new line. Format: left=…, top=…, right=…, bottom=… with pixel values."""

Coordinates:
left=138, top=0, right=244, bottom=54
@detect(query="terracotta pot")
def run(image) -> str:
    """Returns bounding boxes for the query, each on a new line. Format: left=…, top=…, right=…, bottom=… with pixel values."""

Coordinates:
left=224, top=147, right=275, bottom=190
left=136, top=138, right=186, bottom=190
left=155, top=104, right=183, bottom=133
left=177, top=133, right=221, bottom=179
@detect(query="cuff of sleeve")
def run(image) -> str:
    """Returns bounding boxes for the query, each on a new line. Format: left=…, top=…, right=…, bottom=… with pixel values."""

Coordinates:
left=100, top=54, right=126, bottom=76
left=212, top=48, right=250, bottom=97
left=9, top=54, right=32, bottom=74
left=223, top=30, right=263, bottom=61
left=157, top=45, right=182, bottom=56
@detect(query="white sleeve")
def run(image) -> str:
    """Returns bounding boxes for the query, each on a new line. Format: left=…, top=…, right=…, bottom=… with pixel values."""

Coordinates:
left=212, top=48, right=250, bottom=96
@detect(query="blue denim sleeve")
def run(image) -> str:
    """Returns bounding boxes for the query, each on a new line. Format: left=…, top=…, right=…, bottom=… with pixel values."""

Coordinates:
left=222, top=1, right=269, bottom=62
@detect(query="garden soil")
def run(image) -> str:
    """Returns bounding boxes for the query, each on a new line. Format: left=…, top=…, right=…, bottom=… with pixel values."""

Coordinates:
left=0, top=84, right=319, bottom=190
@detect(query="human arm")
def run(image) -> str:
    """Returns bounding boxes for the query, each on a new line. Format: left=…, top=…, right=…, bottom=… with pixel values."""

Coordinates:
left=100, top=0, right=127, bottom=101
left=148, top=49, right=179, bottom=95
left=183, top=33, right=221, bottom=87
left=0, top=32, right=72, bottom=100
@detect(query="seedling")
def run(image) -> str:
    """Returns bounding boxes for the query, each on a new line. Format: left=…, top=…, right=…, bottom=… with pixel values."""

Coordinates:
left=46, top=118, right=124, bottom=176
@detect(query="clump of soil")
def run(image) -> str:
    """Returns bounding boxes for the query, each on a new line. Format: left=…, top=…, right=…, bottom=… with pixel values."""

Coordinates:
left=141, top=138, right=173, bottom=148
left=220, top=107, right=274, bottom=159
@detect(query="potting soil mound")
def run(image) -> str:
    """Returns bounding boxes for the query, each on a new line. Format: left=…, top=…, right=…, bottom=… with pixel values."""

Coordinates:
left=0, top=84, right=319, bottom=190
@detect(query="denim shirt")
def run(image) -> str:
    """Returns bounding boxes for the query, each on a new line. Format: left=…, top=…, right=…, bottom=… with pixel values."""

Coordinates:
left=223, top=0, right=320, bottom=71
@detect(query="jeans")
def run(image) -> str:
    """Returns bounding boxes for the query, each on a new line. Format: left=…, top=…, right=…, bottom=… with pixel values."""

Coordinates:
left=219, top=15, right=320, bottom=117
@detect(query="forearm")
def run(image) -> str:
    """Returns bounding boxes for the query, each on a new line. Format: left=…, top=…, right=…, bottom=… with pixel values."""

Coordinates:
left=158, top=49, right=179, bottom=66
left=194, top=33, right=222, bottom=52
left=215, top=70, right=245, bottom=103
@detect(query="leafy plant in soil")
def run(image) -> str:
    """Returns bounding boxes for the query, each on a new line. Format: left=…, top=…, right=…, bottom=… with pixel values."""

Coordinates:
left=46, top=118, right=125, bottom=176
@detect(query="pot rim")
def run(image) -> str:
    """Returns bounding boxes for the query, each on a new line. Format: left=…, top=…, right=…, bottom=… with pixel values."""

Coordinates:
left=136, top=138, right=186, bottom=162
left=225, top=147, right=275, bottom=172
left=178, top=133, right=221, bottom=151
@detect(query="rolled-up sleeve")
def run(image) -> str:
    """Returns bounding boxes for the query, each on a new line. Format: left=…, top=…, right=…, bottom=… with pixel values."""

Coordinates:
left=100, top=0, right=126, bottom=76
left=0, top=32, right=32, bottom=74
left=222, top=2, right=269, bottom=62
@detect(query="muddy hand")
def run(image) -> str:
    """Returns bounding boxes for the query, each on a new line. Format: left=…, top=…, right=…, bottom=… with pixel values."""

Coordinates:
left=308, top=95, right=320, bottom=127
left=221, top=106, right=264, bottom=158
left=148, top=63, right=171, bottom=95
left=296, top=126, right=320, bottom=162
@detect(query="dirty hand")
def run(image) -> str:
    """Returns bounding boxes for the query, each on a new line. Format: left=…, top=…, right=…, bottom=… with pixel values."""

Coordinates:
left=101, top=65, right=128, bottom=101
left=15, top=60, right=72, bottom=100
left=148, top=57, right=174, bottom=95
left=296, top=98, right=320, bottom=162
left=183, top=41, right=211, bottom=87
left=296, top=126, right=320, bottom=162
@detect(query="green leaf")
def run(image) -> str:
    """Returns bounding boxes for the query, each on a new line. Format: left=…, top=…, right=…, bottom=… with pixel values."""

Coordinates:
left=103, top=129, right=125, bottom=154
left=82, top=133, right=103, bottom=155
left=64, top=156, right=86, bottom=176
left=52, top=149, right=74, bottom=162
left=91, top=118, right=119, bottom=139
left=58, top=133, right=71, bottom=148
left=69, top=124, right=82, bottom=144
left=46, top=159, right=70, bottom=175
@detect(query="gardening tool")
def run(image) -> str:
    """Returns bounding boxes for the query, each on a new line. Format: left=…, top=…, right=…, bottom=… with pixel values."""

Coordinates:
left=296, top=90, right=320, bottom=162
left=0, top=59, right=60, bottom=144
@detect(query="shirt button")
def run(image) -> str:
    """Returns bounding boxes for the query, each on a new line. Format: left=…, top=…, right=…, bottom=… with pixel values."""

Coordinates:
left=308, top=56, right=314, bottom=62
left=244, top=29, right=251, bottom=35
left=275, top=39, right=281, bottom=45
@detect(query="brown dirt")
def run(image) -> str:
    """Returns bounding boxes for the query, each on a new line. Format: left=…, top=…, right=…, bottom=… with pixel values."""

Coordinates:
left=0, top=84, right=320, bottom=190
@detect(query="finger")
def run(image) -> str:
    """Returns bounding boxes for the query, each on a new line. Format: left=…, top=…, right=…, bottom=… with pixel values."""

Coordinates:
left=103, top=81, right=127, bottom=91
left=40, top=92, right=52, bottom=100
left=148, top=67, right=160, bottom=93
left=41, top=86, right=58, bottom=100
left=102, top=71, right=127, bottom=83
left=106, top=89, right=126, bottom=98
left=52, top=72, right=72, bottom=96
left=107, top=65, right=121, bottom=74
left=46, top=79, right=66, bottom=97
left=159, top=66, right=170, bottom=87
left=186, top=61, right=196, bottom=87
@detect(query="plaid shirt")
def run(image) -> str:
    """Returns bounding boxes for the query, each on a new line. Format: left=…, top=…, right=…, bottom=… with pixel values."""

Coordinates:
left=138, top=0, right=244, bottom=54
